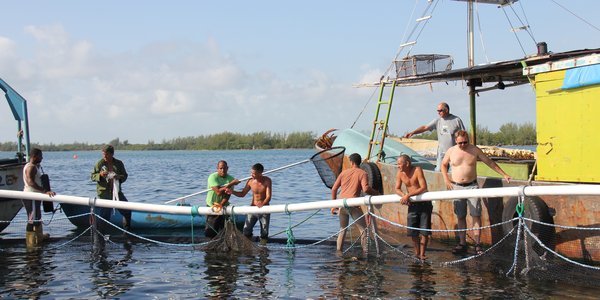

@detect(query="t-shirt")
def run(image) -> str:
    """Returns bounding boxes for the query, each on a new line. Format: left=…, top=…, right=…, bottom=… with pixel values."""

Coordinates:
left=426, top=114, right=465, bottom=154
left=205, top=172, right=236, bottom=206
left=333, top=168, right=370, bottom=199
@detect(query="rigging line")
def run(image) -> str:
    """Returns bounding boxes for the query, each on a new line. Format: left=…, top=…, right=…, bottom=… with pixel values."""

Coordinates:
left=395, top=0, right=421, bottom=61
left=508, top=3, right=536, bottom=44
left=350, top=85, right=379, bottom=129
left=475, top=1, right=490, bottom=64
left=501, top=5, right=527, bottom=57
left=393, top=0, right=437, bottom=61
left=517, top=0, right=536, bottom=40
left=407, top=0, right=441, bottom=56
left=550, top=0, right=600, bottom=33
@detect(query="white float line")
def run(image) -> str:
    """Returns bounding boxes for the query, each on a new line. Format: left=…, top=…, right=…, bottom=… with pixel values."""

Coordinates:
left=2, top=184, right=600, bottom=216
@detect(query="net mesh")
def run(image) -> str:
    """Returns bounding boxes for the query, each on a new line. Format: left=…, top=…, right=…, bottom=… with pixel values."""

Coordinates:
left=202, top=219, right=261, bottom=253
left=310, top=146, right=345, bottom=189
left=394, top=54, right=453, bottom=78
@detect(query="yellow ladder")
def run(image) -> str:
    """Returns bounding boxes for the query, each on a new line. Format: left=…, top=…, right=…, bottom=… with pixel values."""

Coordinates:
left=366, top=80, right=396, bottom=162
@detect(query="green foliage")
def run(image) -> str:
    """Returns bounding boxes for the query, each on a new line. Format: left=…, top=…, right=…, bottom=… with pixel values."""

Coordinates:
left=406, top=122, right=537, bottom=145
left=0, top=131, right=318, bottom=152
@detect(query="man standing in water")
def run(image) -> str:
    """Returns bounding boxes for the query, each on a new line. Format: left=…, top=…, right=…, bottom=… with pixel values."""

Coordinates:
left=232, top=163, right=272, bottom=245
left=205, top=160, right=240, bottom=238
left=442, top=130, right=511, bottom=254
left=331, top=153, right=379, bottom=253
left=404, top=102, right=465, bottom=171
left=395, top=154, right=431, bottom=261
left=23, top=148, right=56, bottom=247
left=91, top=145, right=132, bottom=230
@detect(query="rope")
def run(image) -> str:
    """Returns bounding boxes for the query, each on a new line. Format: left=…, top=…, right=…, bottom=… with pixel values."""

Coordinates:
left=284, top=204, right=295, bottom=248
left=268, top=209, right=321, bottom=238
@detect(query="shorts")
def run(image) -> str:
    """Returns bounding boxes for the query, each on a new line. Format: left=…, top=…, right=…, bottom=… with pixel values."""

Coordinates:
left=407, top=202, right=433, bottom=237
left=452, top=181, right=480, bottom=218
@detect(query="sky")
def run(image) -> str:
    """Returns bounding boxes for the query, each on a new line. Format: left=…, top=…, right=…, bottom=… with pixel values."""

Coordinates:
left=0, top=0, right=598, bottom=144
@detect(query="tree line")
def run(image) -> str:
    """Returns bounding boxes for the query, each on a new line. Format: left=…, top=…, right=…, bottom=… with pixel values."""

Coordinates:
left=0, top=123, right=537, bottom=152
left=410, top=122, right=537, bottom=145
left=0, top=131, right=316, bottom=152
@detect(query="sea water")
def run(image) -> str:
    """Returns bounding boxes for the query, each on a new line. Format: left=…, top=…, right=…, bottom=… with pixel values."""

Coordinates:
left=1, top=149, right=599, bottom=299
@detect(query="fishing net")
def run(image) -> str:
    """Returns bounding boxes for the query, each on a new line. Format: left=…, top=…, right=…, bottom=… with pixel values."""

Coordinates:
left=310, top=146, right=346, bottom=189
left=202, top=219, right=261, bottom=253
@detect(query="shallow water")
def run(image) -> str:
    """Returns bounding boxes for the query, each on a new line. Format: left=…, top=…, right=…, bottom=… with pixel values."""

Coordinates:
left=1, top=149, right=600, bottom=298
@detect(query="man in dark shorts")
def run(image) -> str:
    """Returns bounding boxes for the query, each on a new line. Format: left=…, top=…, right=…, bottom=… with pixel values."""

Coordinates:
left=395, top=154, right=431, bottom=260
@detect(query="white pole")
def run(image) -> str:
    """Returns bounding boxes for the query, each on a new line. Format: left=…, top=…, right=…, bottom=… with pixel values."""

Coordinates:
left=3, top=184, right=600, bottom=216
left=163, top=159, right=311, bottom=204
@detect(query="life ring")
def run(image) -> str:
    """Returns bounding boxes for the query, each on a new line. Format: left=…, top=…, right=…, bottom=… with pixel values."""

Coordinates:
left=360, top=162, right=383, bottom=195
left=501, top=196, right=556, bottom=256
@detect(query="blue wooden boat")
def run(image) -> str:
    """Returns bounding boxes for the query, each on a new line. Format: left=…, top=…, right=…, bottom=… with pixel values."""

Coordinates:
left=61, top=202, right=245, bottom=230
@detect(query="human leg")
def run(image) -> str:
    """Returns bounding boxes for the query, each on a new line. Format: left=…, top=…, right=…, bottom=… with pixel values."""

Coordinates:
left=205, top=214, right=222, bottom=238
left=117, top=192, right=132, bottom=230
left=336, top=209, right=350, bottom=251
left=348, top=207, right=368, bottom=252
left=258, top=214, right=271, bottom=240
left=453, top=199, right=468, bottom=246
left=243, top=214, right=259, bottom=238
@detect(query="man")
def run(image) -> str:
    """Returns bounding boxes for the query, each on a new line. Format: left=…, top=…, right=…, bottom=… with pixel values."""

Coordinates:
left=331, top=153, right=379, bottom=253
left=23, top=148, right=56, bottom=247
left=441, top=130, right=511, bottom=254
left=232, top=163, right=272, bottom=245
left=205, top=160, right=240, bottom=238
left=404, top=102, right=465, bottom=171
left=395, top=154, right=431, bottom=260
left=91, top=145, right=132, bottom=230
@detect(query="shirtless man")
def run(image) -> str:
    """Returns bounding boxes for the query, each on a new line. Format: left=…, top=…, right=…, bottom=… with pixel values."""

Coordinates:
left=395, top=154, right=430, bottom=260
left=233, top=163, right=272, bottom=244
left=441, top=130, right=511, bottom=254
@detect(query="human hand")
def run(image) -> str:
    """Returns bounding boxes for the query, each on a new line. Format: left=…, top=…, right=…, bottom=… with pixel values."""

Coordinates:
left=444, top=180, right=454, bottom=190
left=400, top=194, right=410, bottom=205
left=330, top=207, right=338, bottom=215
left=404, top=132, right=413, bottom=139
left=504, top=175, right=512, bottom=184
left=211, top=203, right=223, bottom=213
left=46, top=191, right=56, bottom=197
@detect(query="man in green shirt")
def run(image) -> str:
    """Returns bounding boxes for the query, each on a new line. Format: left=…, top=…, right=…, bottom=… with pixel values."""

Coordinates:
left=205, top=160, right=240, bottom=238
left=91, top=145, right=132, bottom=230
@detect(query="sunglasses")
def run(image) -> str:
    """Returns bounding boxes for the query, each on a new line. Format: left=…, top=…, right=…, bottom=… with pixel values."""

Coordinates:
left=436, top=109, right=445, bottom=112
left=457, top=141, right=468, bottom=145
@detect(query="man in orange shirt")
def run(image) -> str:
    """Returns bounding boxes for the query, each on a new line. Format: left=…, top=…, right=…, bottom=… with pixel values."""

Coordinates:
left=331, top=153, right=379, bottom=253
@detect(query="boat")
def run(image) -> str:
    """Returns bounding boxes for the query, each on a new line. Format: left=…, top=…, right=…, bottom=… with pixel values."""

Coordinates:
left=316, top=0, right=600, bottom=262
left=0, top=78, right=32, bottom=233
left=60, top=203, right=209, bottom=230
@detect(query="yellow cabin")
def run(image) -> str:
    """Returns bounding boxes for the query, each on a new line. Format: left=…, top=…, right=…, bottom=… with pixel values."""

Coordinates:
left=525, top=54, right=600, bottom=183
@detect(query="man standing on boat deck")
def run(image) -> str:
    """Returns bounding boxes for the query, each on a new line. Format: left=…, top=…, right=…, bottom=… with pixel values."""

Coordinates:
left=232, top=163, right=272, bottom=245
left=23, top=148, right=56, bottom=247
left=442, top=130, right=511, bottom=254
left=404, top=102, right=465, bottom=171
left=395, top=154, right=431, bottom=261
left=331, top=153, right=380, bottom=253
left=205, top=160, right=240, bottom=238
left=91, top=145, right=132, bottom=230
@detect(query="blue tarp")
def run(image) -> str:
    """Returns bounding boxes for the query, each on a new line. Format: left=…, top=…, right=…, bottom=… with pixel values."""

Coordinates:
left=561, top=64, right=600, bottom=90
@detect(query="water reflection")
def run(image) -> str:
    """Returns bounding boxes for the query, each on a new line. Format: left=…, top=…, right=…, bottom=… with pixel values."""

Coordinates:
left=407, top=262, right=437, bottom=299
left=0, top=246, right=55, bottom=299
left=203, top=252, right=240, bottom=298
left=88, top=234, right=134, bottom=298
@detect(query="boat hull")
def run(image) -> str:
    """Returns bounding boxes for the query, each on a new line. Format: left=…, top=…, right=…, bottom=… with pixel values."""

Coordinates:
left=61, top=202, right=245, bottom=231
left=0, top=160, right=25, bottom=233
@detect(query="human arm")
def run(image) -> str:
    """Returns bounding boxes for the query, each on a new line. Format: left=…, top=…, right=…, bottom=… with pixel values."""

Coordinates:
left=441, top=150, right=453, bottom=190
left=477, top=149, right=512, bottom=183
left=232, top=181, right=251, bottom=198
left=404, top=125, right=429, bottom=139
left=90, top=160, right=106, bottom=182
left=330, top=176, right=342, bottom=214
left=395, top=171, right=410, bottom=205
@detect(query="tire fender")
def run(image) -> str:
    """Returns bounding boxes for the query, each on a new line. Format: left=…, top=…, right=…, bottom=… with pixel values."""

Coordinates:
left=360, top=162, right=383, bottom=195
left=502, top=196, right=556, bottom=255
